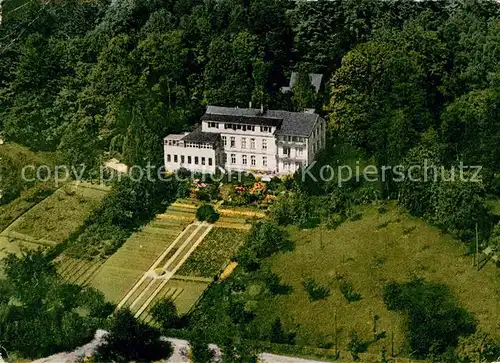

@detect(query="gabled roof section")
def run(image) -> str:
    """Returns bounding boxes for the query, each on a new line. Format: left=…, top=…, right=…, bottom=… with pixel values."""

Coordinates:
left=203, top=106, right=321, bottom=137
left=181, top=126, right=220, bottom=144
left=267, top=110, right=320, bottom=137
left=281, top=72, right=324, bottom=93
left=203, top=106, right=283, bottom=127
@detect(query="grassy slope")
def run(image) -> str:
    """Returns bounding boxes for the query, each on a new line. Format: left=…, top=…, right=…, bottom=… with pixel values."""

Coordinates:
left=0, top=142, right=61, bottom=232
left=8, top=184, right=108, bottom=243
left=0, top=142, right=59, bottom=166
left=0, top=183, right=55, bottom=232
left=250, top=203, right=500, bottom=355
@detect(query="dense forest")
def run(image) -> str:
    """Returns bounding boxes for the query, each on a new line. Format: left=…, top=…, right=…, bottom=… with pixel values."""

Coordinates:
left=1, top=0, right=499, bottom=173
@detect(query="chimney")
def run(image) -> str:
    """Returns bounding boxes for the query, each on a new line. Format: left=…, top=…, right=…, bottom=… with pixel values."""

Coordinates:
left=249, top=101, right=252, bottom=109
left=260, top=104, right=264, bottom=114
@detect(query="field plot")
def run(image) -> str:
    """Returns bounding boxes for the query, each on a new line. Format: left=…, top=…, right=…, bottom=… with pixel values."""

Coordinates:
left=55, top=255, right=103, bottom=286
left=115, top=222, right=213, bottom=319
left=90, top=201, right=258, bottom=320
left=247, top=204, right=500, bottom=355
left=0, top=184, right=56, bottom=233
left=177, top=228, right=246, bottom=278
left=215, top=208, right=265, bottom=230
left=89, top=204, right=196, bottom=303
left=4, top=183, right=108, bottom=245
left=0, top=183, right=108, bottom=263
left=0, top=235, right=42, bottom=258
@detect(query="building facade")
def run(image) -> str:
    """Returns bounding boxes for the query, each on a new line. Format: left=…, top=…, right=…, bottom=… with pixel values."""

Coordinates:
left=164, top=106, right=326, bottom=175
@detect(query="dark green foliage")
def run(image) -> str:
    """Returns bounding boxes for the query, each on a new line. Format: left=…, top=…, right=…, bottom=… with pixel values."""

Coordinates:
left=382, top=278, right=477, bottom=358
left=190, top=329, right=216, bottom=363
left=261, top=269, right=292, bottom=295
left=302, top=277, right=331, bottom=302
left=270, top=318, right=295, bottom=345
left=347, top=331, right=368, bottom=361
left=0, top=250, right=111, bottom=359
left=339, top=279, right=361, bottom=303
left=150, top=298, right=179, bottom=331
left=270, top=191, right=318, bottom=228
left=196, top=204, right=220, bottom=223
left=238, top=221, right=293, bottom=271
left=95, top=309, right=173, bottom=362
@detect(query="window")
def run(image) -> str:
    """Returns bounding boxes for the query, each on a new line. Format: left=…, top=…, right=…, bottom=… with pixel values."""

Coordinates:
left=188, top=156, right=192, bottom=164
left=195, top=157, right=199, bottom=165
left=222, top=136, right=227, bottom=147
left=283, top=147, right=290, bottom=157
left=261, top=126, right=271, bottom=132
left=167, top=154, right=171, bottom=162
left=251, top=155, right=256, bottom=166
left=231, top=154, right=236, bottom=164
left=242, top=138, right=247, bottom=149
left=284, top=162, right=290, bottom=171
left=297, top=147, right=304, bottom=157
left=242, top=155, right=247, bottom=165
left=230, top=137, right=235, bottom=148
left=208, top=158, right=213, bottom=166
left=250, top=138, right=255, bottom=149
left=262, top=139, right=267, bottom=150
left=201, top=157, right=206, bottom=165
left=262, top=156, right=267, bottom=167
left=174, top=155, right=178, bottom=163
left=208, top=122, right=218, bottom=128
left=181, top=155, right=185, bottom=164
left=223, top=154, right=227, bottom=163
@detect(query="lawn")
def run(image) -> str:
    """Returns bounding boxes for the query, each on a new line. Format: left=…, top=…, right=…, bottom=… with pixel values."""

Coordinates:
left=177, top=228, right=246, bottom=278
left=0, top=142, right=59, bottom=166
left=0, top=142, right=60, bottom=232
left=0, top=183, right=56, bottom=232
left=242, top=203, right=500, bottom=357
left=6, top=183, right=108, bottom=244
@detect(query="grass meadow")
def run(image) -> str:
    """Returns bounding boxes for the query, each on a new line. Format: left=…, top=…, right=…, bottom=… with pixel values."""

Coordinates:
left=7, top=183, right=108, bottom=244
left=246, top=203, right=500, bottom=356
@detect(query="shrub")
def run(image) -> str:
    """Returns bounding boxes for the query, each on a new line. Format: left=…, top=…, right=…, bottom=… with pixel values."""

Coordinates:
left=270, top=318, right=295, bottom=345
left=247, top=221, right=293, bottom=259
left=150, top=298, right=179, bottom=331
left=261, top=269, right=292, bottom=295
left=227, top=299, right=254, bottom=325
left=195, top=189, right=211, bottom=202
left=339, top=279, right=361, bottom=303
left=383, top=278, right=476, bottom=358
left=196, top=204, right=219, bottom=223
left=270, top=191, right=318, bottom=228
left=302, top=277, right=331, bottom=302
left=347, top=331, right=368, bottom=361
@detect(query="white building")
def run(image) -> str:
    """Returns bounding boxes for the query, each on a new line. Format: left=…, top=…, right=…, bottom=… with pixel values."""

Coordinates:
left=164, top=106, right=326, bottom=175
